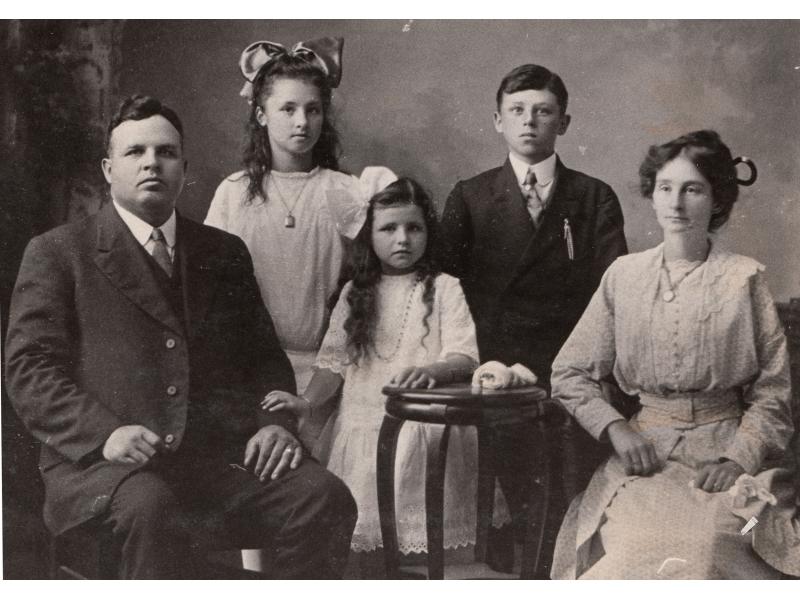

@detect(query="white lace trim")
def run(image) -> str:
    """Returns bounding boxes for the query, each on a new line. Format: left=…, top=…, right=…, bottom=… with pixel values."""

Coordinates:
left=349, top=504, right=512, bottom=554
left=699, top=248, right=764, bottom=322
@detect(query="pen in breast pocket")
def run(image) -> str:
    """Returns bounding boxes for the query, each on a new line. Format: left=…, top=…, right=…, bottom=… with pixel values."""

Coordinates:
left=563, top=218, right=575, bottom=260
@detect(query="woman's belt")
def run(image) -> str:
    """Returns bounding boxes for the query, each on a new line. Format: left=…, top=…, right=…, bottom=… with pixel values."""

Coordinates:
left=637, top=389, right=742, bottom=429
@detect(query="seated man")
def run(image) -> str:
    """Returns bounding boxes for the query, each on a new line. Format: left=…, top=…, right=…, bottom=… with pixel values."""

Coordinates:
left=4, top=95, right=356, bottom=579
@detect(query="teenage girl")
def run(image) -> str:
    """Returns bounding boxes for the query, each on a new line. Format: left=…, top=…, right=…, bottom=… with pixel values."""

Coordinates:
left=205, top=37, right=395, bottom=399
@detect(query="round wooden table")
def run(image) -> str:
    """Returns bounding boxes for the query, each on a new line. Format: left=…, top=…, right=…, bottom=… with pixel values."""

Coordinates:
left=376, top=383, right=564, bottom=579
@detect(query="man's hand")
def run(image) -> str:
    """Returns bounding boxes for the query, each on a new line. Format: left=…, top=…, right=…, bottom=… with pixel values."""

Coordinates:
left=244, top=425, right=303, bottom=481
left=103, top=425, right=165, bottom=465
left=693, top=460, right=745, bottom=493
left=606, top=420, right=660, bottom=476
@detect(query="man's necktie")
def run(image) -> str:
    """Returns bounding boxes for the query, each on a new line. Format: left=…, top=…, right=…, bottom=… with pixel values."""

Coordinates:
left=150, top=227, right=173, bottom=277
left=523, top=168, right=545, bottom=227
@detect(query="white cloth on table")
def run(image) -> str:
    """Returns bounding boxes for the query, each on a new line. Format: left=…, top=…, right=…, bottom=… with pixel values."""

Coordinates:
left=204, top=166, right=395, bottom=354
left=550, top=242, right=799, bottom=579
left=315, top=272, right=510, bottom=553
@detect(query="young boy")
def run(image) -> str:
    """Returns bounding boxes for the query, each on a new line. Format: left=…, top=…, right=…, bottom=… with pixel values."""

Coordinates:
left=438, top=64, right=627, bottom=569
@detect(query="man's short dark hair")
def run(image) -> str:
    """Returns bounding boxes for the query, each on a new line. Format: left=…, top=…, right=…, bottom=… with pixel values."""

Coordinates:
left=106, top=95, right=184, bottom=153
left=496, top=64, right=569, bottom=114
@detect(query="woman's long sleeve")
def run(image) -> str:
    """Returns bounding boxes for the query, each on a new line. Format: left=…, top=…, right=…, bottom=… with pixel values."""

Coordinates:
left=723, top=272, right=794, bottom=474
left=551, top=264, right=625, bottom=440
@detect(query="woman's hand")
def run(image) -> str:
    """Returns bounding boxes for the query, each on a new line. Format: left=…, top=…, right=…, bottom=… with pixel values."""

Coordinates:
left=606, top=420, right=660, bottom=476
left=261, top=391, right=311, bottom=422
left=693, top=460, right=745, bottom=493
left=389, top=366, right=437, bottom=389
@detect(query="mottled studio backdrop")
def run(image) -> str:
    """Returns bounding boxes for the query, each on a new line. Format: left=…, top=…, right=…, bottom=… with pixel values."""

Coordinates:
left=118, top=19, right=800, bottom=301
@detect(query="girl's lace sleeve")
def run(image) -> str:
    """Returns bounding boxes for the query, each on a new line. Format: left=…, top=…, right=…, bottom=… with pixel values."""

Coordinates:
left=437, top=275, right=479, bottom=367
left=314, top=282, right=352, bottom=375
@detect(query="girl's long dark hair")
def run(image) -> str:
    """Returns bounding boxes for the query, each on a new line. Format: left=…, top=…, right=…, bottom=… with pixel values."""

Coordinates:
left=241, top=54, right=341, bottom=204
left=344, top=178, right=440, bottom=365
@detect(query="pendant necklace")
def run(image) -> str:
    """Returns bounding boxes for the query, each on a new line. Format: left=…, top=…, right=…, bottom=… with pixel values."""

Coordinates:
left=270, top=173, right=313, bottom=228
left=660, top=260, right=703, bottom=303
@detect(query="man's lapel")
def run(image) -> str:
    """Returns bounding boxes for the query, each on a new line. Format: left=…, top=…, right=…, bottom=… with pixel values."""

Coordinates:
left=489, top=159, right=536, bottom=269
left=507, top=158, right=583, bottom=284
left=175, top=214, right=218, bottom=338
left=93, top=202, right=185, bottom=336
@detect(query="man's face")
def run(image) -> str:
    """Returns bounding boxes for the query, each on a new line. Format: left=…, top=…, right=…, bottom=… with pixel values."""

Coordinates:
left=493, top=88, right=570, bottom=164
left=102, top=115, right=186, bottom=226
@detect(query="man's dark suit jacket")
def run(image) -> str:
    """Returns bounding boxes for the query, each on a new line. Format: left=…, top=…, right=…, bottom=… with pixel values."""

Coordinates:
left=5, top=202, right=296, bottom=535
left=438, top=157, right=628, bottom=381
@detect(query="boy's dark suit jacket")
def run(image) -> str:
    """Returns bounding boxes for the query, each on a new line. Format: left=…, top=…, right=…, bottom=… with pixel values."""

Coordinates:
left=439, top=157, right=627, bottom=381
left=5, top=203, right=296, bottom=536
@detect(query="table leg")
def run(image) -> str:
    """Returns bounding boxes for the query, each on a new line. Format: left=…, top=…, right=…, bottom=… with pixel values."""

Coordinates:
left=377, top=413, right=404, bottom=579
left=425, top=424, right=450, bottom=579
left=474, top=426, right=495, bottom=564
left=519, top=418, right=557, bottom=579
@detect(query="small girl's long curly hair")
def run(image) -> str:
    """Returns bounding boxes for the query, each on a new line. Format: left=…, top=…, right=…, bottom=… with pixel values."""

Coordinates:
left=241, top=53, right=341, bottom=204
left=344, top=178, right=441, bottom=364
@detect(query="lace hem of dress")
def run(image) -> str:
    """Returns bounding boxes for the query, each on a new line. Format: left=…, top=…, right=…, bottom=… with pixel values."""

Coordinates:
left=699, top=252, right=765, bottom=322
left=351, top=530, right=479, bottom=554
left=349, top=504, right=513, bottom=554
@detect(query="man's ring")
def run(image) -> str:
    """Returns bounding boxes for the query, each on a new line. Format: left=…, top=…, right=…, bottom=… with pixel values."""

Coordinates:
left=283, top=447, right=294, bottom=453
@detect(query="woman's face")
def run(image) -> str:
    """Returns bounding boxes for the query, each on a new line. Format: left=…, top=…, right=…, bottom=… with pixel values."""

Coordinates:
left=256, top=77, right=324, bottom=165
left=651, top=154, right=714, bottom=235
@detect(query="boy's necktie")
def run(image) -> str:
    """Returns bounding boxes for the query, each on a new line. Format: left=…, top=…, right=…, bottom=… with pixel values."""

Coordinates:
left=150, top=227, right=173, bottom=277
left=523, top=167, right=545, bottom=227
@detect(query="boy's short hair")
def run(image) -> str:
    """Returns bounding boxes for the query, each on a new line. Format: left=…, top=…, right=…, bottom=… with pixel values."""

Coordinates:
left=496, top=64, right=569, bottom=114
left=106, top=94, right=184, bottom=154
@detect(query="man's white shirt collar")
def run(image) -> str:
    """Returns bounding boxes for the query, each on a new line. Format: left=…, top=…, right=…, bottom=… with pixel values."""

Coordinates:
left=509, top=152, right=558, bottom=188
left=112, top=200, right=176, bottom=249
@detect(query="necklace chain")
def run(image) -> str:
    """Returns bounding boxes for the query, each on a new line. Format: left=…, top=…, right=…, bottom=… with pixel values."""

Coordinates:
left=373, top=278, right=421, bottom=362
left=660, top=260, right=703, bottom=302
left=270, top=173, right=313, bottom=227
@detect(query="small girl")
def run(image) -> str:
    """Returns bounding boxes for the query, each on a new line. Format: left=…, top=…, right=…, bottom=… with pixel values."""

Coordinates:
left=264, top=178, right=509, bottom=565
left=205, top=37, right=395, bottom=397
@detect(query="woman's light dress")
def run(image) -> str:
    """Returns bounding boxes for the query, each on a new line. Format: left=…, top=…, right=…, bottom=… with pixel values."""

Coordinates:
left=315, top=272, right=510, bottom=553
left=205, top=166, right=395, bottom=392
left=550, top=243, right=799, bottom=579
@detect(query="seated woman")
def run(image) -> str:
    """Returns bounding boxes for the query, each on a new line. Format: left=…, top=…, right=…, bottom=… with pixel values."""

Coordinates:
left=549, top=130, right=799, bottom=579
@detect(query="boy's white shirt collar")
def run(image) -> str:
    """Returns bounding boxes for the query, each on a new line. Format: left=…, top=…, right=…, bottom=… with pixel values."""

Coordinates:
left=112, top=199, right=177, bottom=249
left=508, top=152, right=558, bottom=188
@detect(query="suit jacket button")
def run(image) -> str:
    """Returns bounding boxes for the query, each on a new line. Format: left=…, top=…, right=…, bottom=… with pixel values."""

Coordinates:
left=167, top=385, right=178, bottom=396
left=165, top=338, right=176, bottom=349
left=165, top=434, right=175, bottom=444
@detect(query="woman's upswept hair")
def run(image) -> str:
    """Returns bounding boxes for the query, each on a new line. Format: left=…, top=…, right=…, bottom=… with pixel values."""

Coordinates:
left=241, top=54, right=341, bottom=204
left=344, top=177, right=440, bottom=365
left=639, top=130, right=741, bottom=232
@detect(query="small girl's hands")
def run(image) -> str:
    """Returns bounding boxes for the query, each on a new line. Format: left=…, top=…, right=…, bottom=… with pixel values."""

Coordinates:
left=261, top=391, right=311, bottom=420
left=390, top=366, right=437, bottom=389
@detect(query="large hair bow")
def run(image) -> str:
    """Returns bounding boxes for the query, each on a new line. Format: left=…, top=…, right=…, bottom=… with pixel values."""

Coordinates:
left=238, top=37, right=343, bottom=101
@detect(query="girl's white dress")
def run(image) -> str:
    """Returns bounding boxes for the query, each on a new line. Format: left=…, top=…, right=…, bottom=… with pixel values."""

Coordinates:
left=315, top=272, right=510, bottom=553
left=550, top=243, right=799, bottom=579
left=204, top=166, right=395, bottom=391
